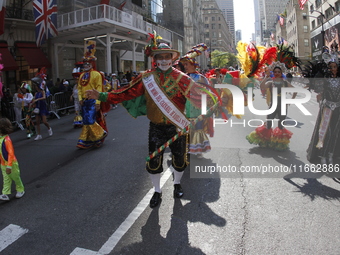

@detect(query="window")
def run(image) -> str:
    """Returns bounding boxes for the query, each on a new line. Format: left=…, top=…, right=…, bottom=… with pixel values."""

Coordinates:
left=205, top=17, right=208, bottom=21
left=218, top=24, right=221, bottom=29
left=212, top=17, right=215, bottom=21
left=336, top=1, right=340, bottom=12
left=315, top=0, right=322, bottom=8
left=312, top=20, right=316, bottom=29
left=304, top=39, right=309, bottom=46
left=317, top=15, right=322, bottom=26
left=303, top=25, right=308, bottom=32
left=302, top=13, right=307, bottom=19
left=325, top=8, right=333, bottom=19
left=205, top=24, right=209, bottom=28
left=211, top=23, right=216, bottom=29
left=219, top=32, right=221, bottom=38
left=212, top=32, right=217, bottom=37
left=310, top=4, right=314, bottom=13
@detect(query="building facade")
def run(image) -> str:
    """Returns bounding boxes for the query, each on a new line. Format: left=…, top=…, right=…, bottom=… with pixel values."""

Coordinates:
left=254, top=0, right=289, bottom=45
left=308, top=0, right=340, bottom=60
left=0, top=0, right=188, bottom=93
left=215, top=0, right=235, bottom=43
left=202, top=0, right=235, bottom=55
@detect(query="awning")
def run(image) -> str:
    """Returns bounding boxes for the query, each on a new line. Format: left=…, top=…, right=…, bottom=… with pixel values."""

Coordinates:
left=15, top=42, right=52, bottom=68
left=0, top=42, right=19, bottom=71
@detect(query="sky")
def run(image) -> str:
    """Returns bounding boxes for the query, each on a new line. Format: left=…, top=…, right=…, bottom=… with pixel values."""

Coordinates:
left=234, top=0, right=255, bottom=43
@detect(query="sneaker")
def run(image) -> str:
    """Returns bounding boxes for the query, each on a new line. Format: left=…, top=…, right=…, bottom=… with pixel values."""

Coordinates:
left=34, top=135, right=42, bottom=141
left=15, top=191, right=25, bottom=199
left=0, top=194, right=10, bottom=201
left=48, top=128, right=53, bottom=136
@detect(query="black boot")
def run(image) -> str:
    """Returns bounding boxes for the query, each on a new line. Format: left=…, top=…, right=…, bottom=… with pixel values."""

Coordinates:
left=174, top=184, right=184, bottom=198
left=150, top=192, right=162, bottom=208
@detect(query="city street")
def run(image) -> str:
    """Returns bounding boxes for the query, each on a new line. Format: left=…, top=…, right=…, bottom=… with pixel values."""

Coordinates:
left=0, top=88, right=339, bottom=255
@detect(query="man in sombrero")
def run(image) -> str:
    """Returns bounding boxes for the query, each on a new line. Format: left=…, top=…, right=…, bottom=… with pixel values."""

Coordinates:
left=86, top=32, right=204, bottom=208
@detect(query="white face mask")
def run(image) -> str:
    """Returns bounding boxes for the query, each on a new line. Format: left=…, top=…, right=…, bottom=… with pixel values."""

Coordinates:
left=156, top=59, right=172, bottom=71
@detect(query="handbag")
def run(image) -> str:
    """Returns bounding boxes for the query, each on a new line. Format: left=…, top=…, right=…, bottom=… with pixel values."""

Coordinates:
left=33, top=107, right=40, bottom=114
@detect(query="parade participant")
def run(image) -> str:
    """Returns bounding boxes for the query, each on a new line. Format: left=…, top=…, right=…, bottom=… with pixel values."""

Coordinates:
left=76, top=40, right=107, bottom=149
left=0, top=118, right=25, bottom=201
left=173, top=60, right=185, bottom=72
left=306, top=48, right=340, bottom=164
left=86, top=32, right=206, bottom=208
left=110, top=73, right=120, bottom=109
left=31, top=69, right=53, bottom=140
left=110, top=73, right=120, bottom=91
left=19, top=82, right=35, bottom=138
left=180, top=43, right=212, bottom=158
left=246, top=62, right=297, bottom=151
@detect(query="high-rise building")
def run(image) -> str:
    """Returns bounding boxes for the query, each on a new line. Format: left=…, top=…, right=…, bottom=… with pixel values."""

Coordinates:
left=254, top=0, right=289, bottom=44
left=235, top=30, right=242, bottom=43
left=215, top=0, right=235, bottom=42
left=202, top=0, right=235, bottom=54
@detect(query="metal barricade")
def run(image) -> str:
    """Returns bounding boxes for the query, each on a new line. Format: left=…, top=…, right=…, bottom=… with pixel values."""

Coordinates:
left=46, top=94, right=60, bottom=119
left=53, top=91, right=74, bottom=115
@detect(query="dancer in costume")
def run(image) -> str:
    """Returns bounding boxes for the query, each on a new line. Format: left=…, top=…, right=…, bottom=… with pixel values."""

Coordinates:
left=180, top=43, right=212, bottom=158
left=246, top=62, right=297, bottom=150
left=86, top=32, right=209, bottom=208
left=306, top=46, right=340, bottom=164
left=76, top=40, right=107, bottom=149
left=31, top=70, right=53, bottom=141
left=246, top=44, right=300, bottom=151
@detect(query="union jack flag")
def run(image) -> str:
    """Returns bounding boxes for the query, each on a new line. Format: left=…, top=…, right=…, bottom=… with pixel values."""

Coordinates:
left=33, top=0, right=58, bottom=46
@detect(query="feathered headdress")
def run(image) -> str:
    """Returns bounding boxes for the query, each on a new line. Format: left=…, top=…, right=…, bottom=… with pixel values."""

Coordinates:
left=301, top=60, right=327, bottom=91
left=180, top=43, right=208, bottom=66
left=275, top=44, right=301, bottom=70
left=236, top=42, right=277, bottom=78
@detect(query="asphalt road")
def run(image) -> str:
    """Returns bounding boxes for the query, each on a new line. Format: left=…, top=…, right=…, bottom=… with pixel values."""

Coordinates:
left=0, top=88, right=339, bottom=255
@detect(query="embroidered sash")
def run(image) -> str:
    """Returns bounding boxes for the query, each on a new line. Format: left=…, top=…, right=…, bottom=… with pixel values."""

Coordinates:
left=316, top=106, right=332, bottom=149
left=143, top=74, right=190, bottom=130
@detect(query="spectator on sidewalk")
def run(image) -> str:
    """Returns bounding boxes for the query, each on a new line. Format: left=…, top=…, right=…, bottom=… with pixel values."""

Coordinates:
left=12, top=87, right=24, bottom=127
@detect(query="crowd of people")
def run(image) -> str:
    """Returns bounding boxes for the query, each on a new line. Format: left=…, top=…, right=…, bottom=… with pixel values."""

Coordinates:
left=1, top=38, right=340, bottom=204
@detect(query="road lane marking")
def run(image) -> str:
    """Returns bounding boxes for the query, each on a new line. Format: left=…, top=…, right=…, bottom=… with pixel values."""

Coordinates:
left=0, top=224, right=29, bottom=252
left=71, top=248, right=102, bottom=255
left=71, top=167, right=173, bottom=255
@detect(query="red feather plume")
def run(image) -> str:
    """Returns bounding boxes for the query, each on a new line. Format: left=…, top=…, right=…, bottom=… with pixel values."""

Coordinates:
left=253, top=47, right=277, bottom=77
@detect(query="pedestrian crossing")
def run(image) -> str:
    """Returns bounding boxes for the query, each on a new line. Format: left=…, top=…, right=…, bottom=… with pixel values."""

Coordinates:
left=0, top=224, right=28, bottom=252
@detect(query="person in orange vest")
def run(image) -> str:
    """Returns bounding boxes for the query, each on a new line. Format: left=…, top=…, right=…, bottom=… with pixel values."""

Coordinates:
left=0, top=118, right=25, bottom=201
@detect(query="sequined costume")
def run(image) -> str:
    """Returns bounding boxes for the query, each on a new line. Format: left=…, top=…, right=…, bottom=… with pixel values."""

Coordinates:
left=307, top=77, right=340, bottom=162
left=98, top=67, right=201, bottom=173
left=77, top=69, right=107, bottom=148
